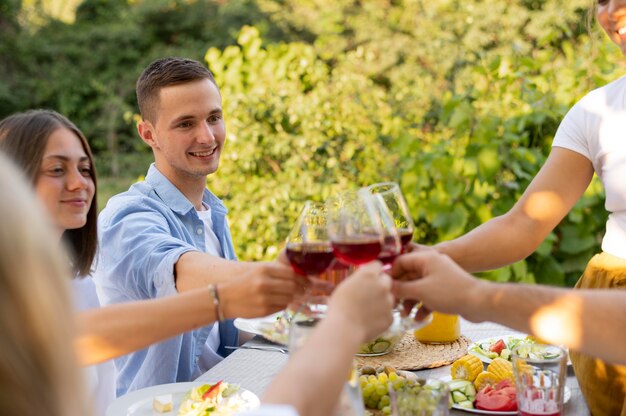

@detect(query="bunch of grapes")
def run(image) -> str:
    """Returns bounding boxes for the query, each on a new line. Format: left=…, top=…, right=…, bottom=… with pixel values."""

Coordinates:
left=359, top=370, right=407, bottom=414
left=358, top=367, right=448, bottom=415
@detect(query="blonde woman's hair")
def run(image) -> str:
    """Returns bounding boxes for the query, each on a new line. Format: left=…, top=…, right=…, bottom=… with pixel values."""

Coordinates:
left=0, top=153, right=90, bottom=416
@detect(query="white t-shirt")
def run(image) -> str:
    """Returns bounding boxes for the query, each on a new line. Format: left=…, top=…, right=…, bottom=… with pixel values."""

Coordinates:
left=193, top=205, right=224, bottom=376
left=552, top=75, right=626, bottom=260
left=72, top=277, right=117, bottom=416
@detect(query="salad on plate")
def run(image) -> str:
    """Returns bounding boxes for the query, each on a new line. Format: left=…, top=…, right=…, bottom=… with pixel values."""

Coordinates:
left=178, top=382, right=249, bottom=416
left=469, top=334, right=565, bottom=363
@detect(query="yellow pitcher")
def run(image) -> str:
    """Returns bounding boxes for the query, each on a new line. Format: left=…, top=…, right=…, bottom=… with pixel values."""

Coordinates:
left=414, top=312, right=460, bottom=343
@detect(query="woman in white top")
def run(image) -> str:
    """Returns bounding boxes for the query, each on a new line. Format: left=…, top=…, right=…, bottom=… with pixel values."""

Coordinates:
left=428, top=1, right=626, bottom=413
left=0, top=109, right=297, bottom=415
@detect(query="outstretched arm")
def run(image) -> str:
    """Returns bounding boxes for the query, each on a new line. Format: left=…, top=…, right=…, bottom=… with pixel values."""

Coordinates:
left=75, top=275, right=278, bottom=365
left=435, top=148, right=593, bottom=272
left=262, top=262, right=394, bottom=416
left=392, top=251, right=626, bottom=365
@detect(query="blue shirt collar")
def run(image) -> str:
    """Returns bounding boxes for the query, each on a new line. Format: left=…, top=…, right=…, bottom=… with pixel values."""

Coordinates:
left=144, top=164, right=228, bottom=216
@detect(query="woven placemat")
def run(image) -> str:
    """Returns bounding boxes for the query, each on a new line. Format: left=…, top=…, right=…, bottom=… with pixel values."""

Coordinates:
left=355, top=333, right=471, bottom=371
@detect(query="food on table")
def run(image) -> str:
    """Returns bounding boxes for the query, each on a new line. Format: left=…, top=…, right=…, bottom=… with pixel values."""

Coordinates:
left=450, top=354, right=483, bottom=382
left=474, top=371, right=500, bottom=391
left=177, top=381, right=242, bottom=415
left=470, top=335, right=557, bottom=362
left=475, top=380, right=517, bottom=411
left=447, top=354, right=518, bottom=411
left=358, top=365, right=446, bottom=414
left=447, top=379, right=477, bottom=409
left=486, top=358, right=514, bottom=383
left=359, top=333, right=402, bottom=355
left=153, top=394, right=173, bottom=413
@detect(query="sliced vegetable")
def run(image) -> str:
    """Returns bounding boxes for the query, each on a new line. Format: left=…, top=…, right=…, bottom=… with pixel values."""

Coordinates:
left=475, top=381, right=517, bottom=411
left=489, top=339, right=506, bottom=355
left=201, top=380, right=223, bottom=400
left=474, top=371, right=499, bottom=391
left=486, top=358, right=514, bottom=383
left=450, top=354, right=483, bottom=382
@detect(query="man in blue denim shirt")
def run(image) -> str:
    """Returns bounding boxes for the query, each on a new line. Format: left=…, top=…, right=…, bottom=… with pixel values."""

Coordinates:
left=94, top=57, right=299, bottom=396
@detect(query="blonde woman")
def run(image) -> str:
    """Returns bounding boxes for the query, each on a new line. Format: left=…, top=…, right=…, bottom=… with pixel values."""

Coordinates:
left=0, top=153, right=90, bottom=416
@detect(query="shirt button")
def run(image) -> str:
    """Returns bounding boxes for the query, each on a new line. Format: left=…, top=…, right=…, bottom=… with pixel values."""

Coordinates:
left=196, top=228, right=203, bottom=235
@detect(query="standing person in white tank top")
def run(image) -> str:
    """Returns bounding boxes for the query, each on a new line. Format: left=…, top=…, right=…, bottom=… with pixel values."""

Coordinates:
left=414, top=1, right=626, bottom=414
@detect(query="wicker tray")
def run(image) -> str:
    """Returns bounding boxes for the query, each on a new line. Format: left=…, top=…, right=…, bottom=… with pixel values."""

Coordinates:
left=355, top=332, right=471, bottom=371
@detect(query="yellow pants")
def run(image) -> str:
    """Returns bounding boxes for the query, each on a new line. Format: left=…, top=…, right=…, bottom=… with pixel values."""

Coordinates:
left=569, top=252, right=626, bottom=416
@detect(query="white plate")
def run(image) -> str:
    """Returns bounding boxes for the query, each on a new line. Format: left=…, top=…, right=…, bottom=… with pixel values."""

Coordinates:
left=106, top=381, right=259, bottom=416
left=233, top=312, right=288, bottom=345
left=441, top=376, right=571, bottom=415
left=467, top=333, right=527, bottom=364
left=468, top=334, right=571, bottom=366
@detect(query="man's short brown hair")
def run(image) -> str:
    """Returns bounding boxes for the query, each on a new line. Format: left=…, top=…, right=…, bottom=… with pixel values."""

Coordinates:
left=136, top=57, right=217, bottom=123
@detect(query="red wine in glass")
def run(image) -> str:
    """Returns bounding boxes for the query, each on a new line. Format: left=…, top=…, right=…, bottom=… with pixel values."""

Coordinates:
left=399, top=228, right=413, bottom=248
left=286, top=242, right=335, bottom=276
left=332, top=237, right=382, bottom=265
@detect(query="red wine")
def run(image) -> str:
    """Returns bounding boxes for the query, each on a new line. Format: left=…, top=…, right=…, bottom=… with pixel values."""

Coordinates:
left=286, top=242, right=335, bottom=275
left=378, top=253, right=398, bottom=265
left=332, top=237, right=382, bottom=265
left=399, top=228, right=413, bottom=247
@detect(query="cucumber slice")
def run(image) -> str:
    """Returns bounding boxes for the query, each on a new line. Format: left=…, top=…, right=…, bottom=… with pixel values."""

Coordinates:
left=452, top=391, right=468, bottom=403
left=447, top=380, right=472, bottom=391
left=464, top=384, right=476, bottom=397
left=457, top=400, right=474, bottom=409
left=370, top=340, right=391, bottom=354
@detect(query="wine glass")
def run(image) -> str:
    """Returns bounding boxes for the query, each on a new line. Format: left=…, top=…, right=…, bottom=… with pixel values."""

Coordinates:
left=326, top=188, right=393, bottom=267
left=365, top=182, right=431, bottom=330
left=282, top=201, right=337, bottom=325
left=366, top=182, right=415, bottom=254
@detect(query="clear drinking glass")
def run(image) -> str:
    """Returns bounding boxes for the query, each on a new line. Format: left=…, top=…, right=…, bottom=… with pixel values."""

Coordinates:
left=512, top=344, right=567, bottom=416
left=389, top=378, right=449, bottom=416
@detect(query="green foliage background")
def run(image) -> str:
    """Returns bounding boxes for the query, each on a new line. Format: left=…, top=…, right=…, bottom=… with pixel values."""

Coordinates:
left=2, top=0, right=625, bottom=286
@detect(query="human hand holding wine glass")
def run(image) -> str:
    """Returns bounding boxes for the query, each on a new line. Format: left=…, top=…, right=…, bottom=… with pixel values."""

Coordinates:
left=365, top=182, right=432, bottom=330
left=282, top=201, right=338, bottom=324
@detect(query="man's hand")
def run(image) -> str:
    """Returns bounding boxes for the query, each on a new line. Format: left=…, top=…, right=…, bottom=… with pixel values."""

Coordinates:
left=219, top=260, right=304, bottom=319
left=390, top=251, right=486, bottom=317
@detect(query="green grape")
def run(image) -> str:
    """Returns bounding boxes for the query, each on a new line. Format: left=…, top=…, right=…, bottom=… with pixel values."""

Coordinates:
left=380, top=395, right=390, bottom=406
left=362, top=384, right=375, bottom=398
left=382, top=405, right=391, bottom=414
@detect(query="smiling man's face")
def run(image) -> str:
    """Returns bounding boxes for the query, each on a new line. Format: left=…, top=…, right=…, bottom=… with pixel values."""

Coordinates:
left=138, top=78, right=226, bottom=188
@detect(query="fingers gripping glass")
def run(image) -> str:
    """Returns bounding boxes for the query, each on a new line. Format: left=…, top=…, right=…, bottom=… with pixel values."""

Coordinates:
left=365, top=182, right=431, bottom=331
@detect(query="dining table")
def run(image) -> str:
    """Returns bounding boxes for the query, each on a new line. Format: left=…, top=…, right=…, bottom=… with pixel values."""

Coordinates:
left=196, top=319, right=590, bottom=415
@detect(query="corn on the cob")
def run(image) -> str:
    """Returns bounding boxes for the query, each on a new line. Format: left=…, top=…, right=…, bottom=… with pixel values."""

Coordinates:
left=474, top=371, right=499, bottom=391
left=450, top=354, right=483, bottom=382
left=486, top=357, right=514, bottom=382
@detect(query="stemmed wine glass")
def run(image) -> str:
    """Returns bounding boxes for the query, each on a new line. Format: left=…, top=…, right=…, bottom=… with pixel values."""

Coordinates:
left=366, top=182, right=415, bottom=253
left=365, top=182, right=431, bottom=329
left=282, top=201, right=338, bottom=325
left=326, top=188, right=396, bottom=266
